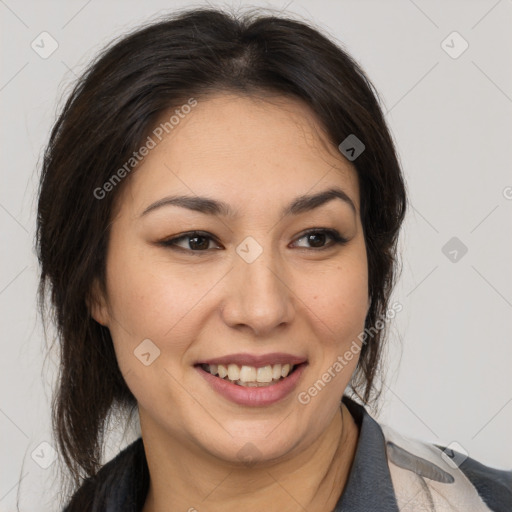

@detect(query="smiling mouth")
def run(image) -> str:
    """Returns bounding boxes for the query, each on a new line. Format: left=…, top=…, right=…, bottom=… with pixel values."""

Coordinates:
left=198, top=363, right=301, bottom=387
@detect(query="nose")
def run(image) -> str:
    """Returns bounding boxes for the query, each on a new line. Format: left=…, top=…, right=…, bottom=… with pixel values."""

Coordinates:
left=220, top=245, right=295, bottom=337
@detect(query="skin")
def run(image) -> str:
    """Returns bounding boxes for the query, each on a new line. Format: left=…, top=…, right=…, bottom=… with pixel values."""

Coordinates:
left=90, top=93, right=370, bottom=511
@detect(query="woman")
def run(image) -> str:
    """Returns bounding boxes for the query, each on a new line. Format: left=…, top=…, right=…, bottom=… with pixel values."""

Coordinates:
left=36, top=6, right=511, bottom=511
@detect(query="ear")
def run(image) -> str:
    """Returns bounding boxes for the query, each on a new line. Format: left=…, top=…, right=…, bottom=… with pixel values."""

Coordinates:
left=87, top=278, right=110, bottom=327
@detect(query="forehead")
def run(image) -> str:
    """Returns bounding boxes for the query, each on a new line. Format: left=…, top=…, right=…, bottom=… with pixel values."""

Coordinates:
left=120, top=93, right=360, bottom=216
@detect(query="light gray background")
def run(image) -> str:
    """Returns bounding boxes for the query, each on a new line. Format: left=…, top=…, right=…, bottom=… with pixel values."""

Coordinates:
left=1, top=0, right=511, bottom=510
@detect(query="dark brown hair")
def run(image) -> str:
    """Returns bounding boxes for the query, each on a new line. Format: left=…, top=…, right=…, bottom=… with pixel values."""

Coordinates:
left=36, top=5, right=406, bottom=505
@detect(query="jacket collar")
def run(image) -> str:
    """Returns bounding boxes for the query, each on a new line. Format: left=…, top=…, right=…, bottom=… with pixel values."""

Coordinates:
left=335, top=395, right=399, bottom=511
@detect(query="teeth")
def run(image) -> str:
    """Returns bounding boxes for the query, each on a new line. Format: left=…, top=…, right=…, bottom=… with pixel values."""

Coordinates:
left=239, top=365, right=257, bottom=381
left=203, top=362, right=297, bottom=384
left=257, top=365, right=273, bottom=383
left=227, top=364, right=240, bottom=381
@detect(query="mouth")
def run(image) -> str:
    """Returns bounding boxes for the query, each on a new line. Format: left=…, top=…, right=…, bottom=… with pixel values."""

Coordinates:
left=197, top=362, right=301, bottom=387
left=194, top=354, right=308, bottom=406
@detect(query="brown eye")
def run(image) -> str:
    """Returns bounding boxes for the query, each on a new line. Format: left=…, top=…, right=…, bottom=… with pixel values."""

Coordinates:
left=185, top=234, right=211, bottom=250
left=292, top=229, right=348, bottom=250
left=159, top=231, right=222, bottom=252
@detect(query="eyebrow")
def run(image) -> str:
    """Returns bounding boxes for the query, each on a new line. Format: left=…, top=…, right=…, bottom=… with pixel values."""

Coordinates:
left=140, top=186, right=356, bottom=218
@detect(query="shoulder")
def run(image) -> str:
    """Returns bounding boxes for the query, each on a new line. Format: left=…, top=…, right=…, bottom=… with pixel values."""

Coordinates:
left=63, top=437, right=148, bottom=512
left=380, top=424, right=512, bottom=512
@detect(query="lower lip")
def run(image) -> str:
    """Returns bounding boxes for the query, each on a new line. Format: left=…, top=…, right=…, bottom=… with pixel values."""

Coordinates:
left=196, top=363, right=307, bottom=406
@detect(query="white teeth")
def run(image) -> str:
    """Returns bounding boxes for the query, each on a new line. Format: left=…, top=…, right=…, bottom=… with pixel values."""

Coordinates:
left=239, top=365, right=257, bottom=381
left=256, top=365, right=273, bottom=383
left=227, top=364, right=240, bottom=381
left=203, top=362, right=298, bottom=384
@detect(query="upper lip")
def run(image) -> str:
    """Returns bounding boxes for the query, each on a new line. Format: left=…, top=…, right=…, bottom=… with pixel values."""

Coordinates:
left=196, top=353, right=307, bottom=367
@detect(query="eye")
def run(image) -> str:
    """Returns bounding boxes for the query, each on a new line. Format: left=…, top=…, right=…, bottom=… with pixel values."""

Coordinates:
left=158, top=231, right=222, bottom=252
left=291, top=228, right=348, bottom=250
left=158, top=228, right=348, bottom=254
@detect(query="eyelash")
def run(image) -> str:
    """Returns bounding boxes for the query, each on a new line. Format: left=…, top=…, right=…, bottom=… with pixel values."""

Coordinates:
left=158, top=228, right=348, bottom=254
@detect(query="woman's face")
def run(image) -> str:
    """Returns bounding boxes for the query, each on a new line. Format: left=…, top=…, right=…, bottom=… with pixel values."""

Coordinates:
left=92, top=93, right=369, bottom=463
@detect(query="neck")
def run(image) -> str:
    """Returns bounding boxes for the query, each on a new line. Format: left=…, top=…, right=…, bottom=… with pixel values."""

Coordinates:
left=141, top=402, right=359, bottom=512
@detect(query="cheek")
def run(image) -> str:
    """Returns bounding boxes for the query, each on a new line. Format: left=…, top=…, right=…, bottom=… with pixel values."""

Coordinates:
left=295, top=265, right=367, bottom=412
left=102, top=245, right=207, bottom=414
left=301, top=247, right=368, bottom=396
left=308, top=255, right=368, bottom=343
left=102, top=240, right=203, bottom=354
